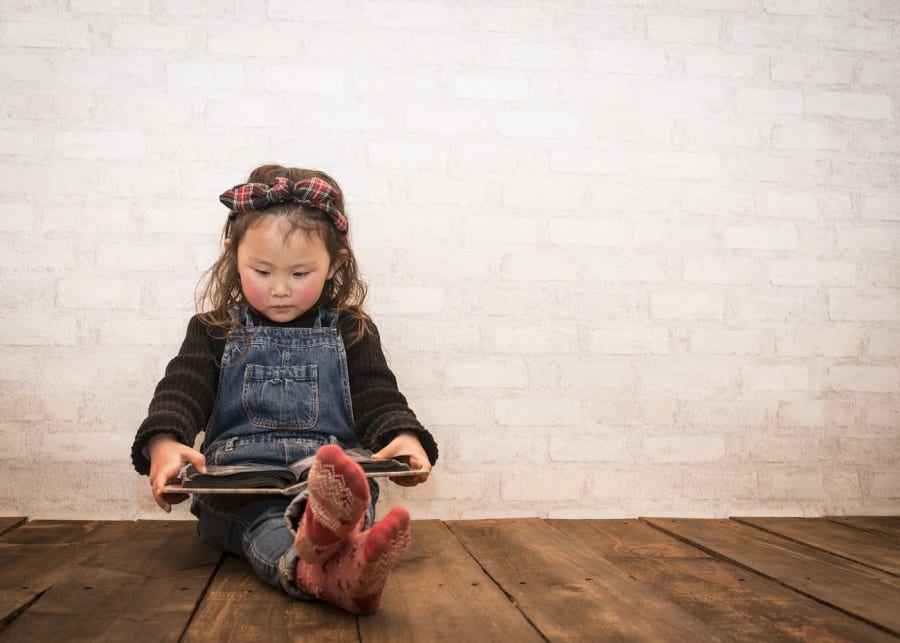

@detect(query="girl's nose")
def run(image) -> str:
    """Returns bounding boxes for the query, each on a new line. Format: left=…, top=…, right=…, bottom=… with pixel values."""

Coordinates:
left=271, top=280, right=291, bottom=296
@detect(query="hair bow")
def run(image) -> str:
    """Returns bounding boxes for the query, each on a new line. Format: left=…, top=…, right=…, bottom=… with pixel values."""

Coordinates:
left=219, top=176, right=348, bottom=233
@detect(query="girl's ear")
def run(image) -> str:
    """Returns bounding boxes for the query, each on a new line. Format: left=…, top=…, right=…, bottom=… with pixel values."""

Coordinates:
left=328, top=249, right=349, bottom=279
left=224, top=238, right=232, bottom=250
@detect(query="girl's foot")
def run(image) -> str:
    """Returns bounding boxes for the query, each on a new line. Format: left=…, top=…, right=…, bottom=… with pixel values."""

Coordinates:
left=294, top=444, right=370, bottom=564
left=296, top=506, right=411, bottom=614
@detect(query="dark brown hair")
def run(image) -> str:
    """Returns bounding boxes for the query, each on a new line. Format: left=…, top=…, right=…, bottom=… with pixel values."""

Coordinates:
left=196, top=164, right=371, bottom=345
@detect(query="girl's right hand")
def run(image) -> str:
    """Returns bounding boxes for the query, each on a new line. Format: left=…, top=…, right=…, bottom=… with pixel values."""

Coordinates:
left=147, top=435, right=207, bottom=513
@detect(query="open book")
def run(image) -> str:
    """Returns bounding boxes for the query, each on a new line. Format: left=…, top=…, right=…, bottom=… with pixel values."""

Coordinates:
left=162, top=448, right=419, bottom=496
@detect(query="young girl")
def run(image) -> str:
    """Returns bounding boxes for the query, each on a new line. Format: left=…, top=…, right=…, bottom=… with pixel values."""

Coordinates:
left=130, top=164, right=438, bottom=614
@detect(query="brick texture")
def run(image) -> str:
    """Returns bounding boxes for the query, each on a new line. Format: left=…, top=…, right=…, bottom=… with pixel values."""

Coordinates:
left=1, top=0, right=898, bottom=520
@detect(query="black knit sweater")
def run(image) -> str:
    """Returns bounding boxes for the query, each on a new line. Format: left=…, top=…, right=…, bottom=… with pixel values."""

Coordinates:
left=130, top=308, right=438, bottom=475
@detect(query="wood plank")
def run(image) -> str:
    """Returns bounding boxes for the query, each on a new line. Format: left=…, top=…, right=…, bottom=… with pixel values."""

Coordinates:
left=361, top=520, right=543, bottom=642
left=447, top=518, right=721, bottom=642
left=644, top=518, right=900, bottom=637
left=549, top=519, right=897, bottom=643
left=0, top=521, right=219, bottom=642
left=185, top=555, right=358, bottom=643
left=828, top=516, right=900, bottom=539
left=735, top=517, right=900, bottom=576
left=0, top=519, right=25, bottom=537
left=0, top=520, right=136, bottom=626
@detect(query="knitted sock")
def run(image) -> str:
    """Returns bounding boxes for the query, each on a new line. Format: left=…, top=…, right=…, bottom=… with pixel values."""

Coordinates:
left=296, top=506, right=411, bottom=614
left=294, top=444, right=371, bottom=564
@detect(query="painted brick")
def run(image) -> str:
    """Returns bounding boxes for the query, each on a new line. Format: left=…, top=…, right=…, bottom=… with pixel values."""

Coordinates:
left=586, top=255, right=668, bottom=284
left=501, top=179, right=584, bottom=210
left=496, top=110, right=582, bottom=139
left=647, top=16, right=720, bottom=43
left=776, top=329, right=860, bottom=358
left=861, top=194, right=900, bottom=221
left=493, top=41, right=578, bottom=70
left=686, top=52, right=758, bottom=78
left=166, top=62, right=244, bottom=90
left=589, top=327, right=671, bottom=356
left=871, top=472, right=900, bottom=498
left=408, top=178, right=487, bottom=206
left=488, top=323, right=578, bottom=355
left=587, top=47, right=667, bottom=75
left=0, top=202, right=36, bottom=232
left=263, top=65, right=347, bottom=94
left=769, top=260, right=856, bottom=286
left=778, top=400, right=857, bottom=428
left=762, top=0, right=850, bottom=15
left=56, top=277, right=145, bottom=309
left=642, top=435, right=726, bottom=463
left=640, top=152, right=721, bottom=179
left=1, top=0, right=898, bottom=522
left=464, top=216, right=539, bottom=244
left=640, top=360, right=734, bottom=395
left=449, top=74, right=529, bottom=101
left=494, top=398, right=582, bottom=427
left=806, top=91, right=894, bottom=120
left=770, top=55, right=852, bottom=84
left=501, top=471, right=582, bottom=501
left=742, top=365, right=810, bottom=391
left=737, top=88, right=802, bottom=114
left=0, top=20, right=90, bottom=48
left=829, top=366, right=899, bottom=393
left=549, top=429, right=630, bottom=463
left=70, top=0, right=151, bottom=13
left=0, top=317, right=77, bottom=346
left=830, top=294, right=898, bottom=321
left=724, top=224, right=798, bottom=251
left=500, top=251, right=577, bottom=282
left=368, top=286, right=445, bottom=315
left=683, top=258, right=755, bottom=285
left=53, top=130, right=146, bottom=160
left=110, top=24, right=191, bottom=51
left=361, top=1, right=448, bottom=28
left=6, top=93, right=93, bottom=121
left=368, top=140, right=447, bottom=170
left=550, top=146, right=635, bottom=175
left=207, top=29, right=299, bottom=56
left=404, top=106, right=490, bottom=135
left=445, top=360, right=528, bottom=389
left=547, top=219, right=627, bottom=247
left=772, top=122, right=849, bottom=150
left=650, top=292, right=724, bottom=320
left=688, top=329, right=766, bottom=355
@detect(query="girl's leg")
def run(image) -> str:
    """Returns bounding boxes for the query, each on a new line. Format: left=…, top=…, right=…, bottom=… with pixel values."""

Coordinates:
left=293, top=443, right=371, bottom=564
left=293, top=444, right=411, bottom=613
left=296, top=507, right=410, bottom=614
left=193, top=495, right=310, bottom=599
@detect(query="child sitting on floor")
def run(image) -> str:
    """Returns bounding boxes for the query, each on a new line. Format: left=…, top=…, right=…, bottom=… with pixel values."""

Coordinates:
left=130, top=164, right=437, bottom=613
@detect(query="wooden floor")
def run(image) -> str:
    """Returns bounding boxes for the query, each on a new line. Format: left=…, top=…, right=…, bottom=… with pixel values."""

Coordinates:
left=1, top=516, right=898, bottom=642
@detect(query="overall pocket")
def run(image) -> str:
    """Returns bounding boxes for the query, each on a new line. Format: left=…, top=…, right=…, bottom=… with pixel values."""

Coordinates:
left=242, top=364, right=319, bottom=430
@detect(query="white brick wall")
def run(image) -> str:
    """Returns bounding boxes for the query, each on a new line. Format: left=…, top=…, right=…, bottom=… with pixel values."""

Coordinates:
left=1, top=0, right=898, bottom=521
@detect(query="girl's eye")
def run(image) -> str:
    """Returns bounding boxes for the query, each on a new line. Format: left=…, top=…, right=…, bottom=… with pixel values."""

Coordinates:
left=293, top=272, right=309, bottom=278
left=254, top=269, right=270, bottom=276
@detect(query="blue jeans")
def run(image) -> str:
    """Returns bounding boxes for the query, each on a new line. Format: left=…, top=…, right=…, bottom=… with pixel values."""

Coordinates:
left=191, top=435, right=376, bottom=598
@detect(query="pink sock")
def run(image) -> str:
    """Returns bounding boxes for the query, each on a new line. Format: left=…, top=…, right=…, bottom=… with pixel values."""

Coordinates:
left=294, top=444, right=370, bottom=564
left=296, top=506, right=411, bottom=614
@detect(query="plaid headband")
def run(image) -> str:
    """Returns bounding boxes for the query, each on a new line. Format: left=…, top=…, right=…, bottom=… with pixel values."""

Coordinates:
left=219, top=176, right=348, bottom=234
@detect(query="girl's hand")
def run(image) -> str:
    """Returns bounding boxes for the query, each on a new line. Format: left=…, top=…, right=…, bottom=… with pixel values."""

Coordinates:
left=371, top=432, right=432, bottom=487
left=147, top=435, right=207, bottom=513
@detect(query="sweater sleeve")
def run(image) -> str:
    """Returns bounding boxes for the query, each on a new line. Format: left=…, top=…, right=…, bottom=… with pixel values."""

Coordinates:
left=130, top=315, right=222, bottom=475
left=342, top=317, right=439, bottom=465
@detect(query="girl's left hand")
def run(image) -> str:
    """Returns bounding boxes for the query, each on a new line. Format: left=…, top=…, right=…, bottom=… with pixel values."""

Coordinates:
left=371, top=432, right=432, bottom=487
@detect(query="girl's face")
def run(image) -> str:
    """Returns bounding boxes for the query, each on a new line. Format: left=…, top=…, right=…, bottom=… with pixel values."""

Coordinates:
left=235, top=217, right=342, bottom=323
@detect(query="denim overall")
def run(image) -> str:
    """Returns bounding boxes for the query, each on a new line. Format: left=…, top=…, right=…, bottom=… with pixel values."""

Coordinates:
left=190, top=305, right=374, bottom=598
